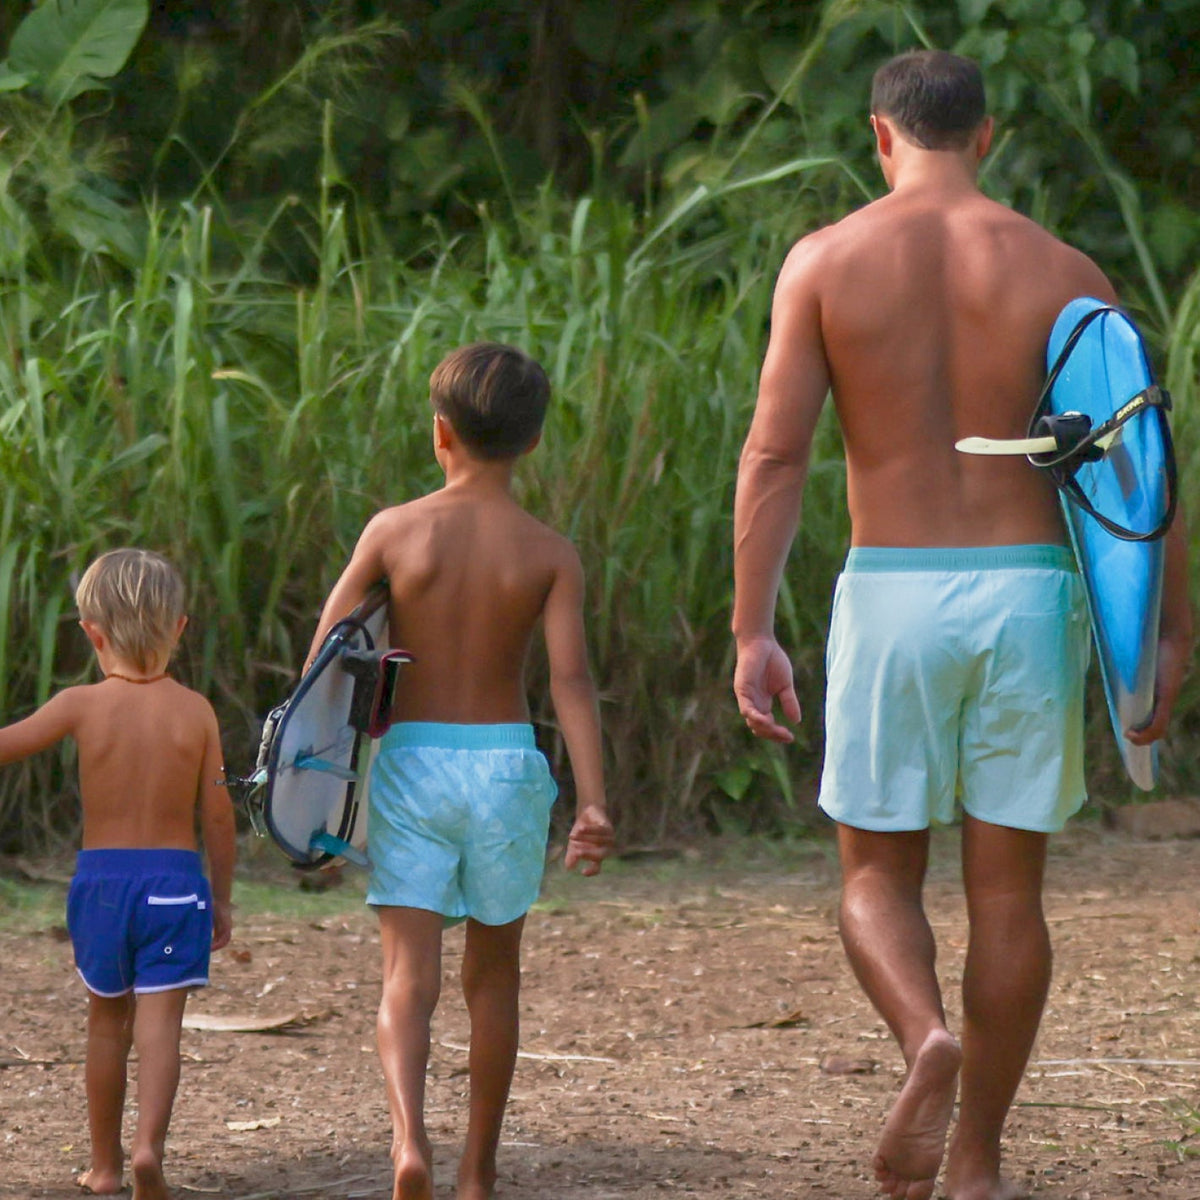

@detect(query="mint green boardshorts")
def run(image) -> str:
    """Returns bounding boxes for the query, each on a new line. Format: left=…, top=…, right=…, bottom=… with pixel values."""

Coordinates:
left=818, top=546, right=1090, bottom=833
left=367, top=722, right=557, bottom=925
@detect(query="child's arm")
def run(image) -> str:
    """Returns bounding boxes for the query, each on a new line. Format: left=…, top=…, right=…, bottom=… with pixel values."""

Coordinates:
left=0, top=691, right=80, bottom=763
left=197, top=702, right=236, bottom=950
left=543, top=546, right=613, bottom=875
left=302, top=515, right=390, bottom=671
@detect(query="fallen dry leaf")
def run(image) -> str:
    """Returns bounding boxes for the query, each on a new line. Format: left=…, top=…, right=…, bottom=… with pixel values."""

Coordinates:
left=820, top=1055, right=878, bottom=1075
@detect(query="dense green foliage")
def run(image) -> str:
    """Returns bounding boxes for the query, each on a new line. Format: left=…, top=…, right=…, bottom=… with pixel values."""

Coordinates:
left=1, top=0, right=1198, bottom=849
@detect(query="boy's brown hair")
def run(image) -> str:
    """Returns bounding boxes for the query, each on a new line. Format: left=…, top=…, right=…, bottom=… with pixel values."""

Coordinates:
left=75, top=548, right=186, bottom=671
left=430, top=342, right=550, bottom=461
left=870, top=50, right=986, bottom=150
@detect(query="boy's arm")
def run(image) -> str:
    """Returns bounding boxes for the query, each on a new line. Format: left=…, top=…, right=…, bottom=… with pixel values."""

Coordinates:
left=197, top=702, right=236, bottom=950
left=0, top=690, right=79, bottom=763
left=543, top=545, right=613, bottom=875
left=303, top=515, right=390, bottom=671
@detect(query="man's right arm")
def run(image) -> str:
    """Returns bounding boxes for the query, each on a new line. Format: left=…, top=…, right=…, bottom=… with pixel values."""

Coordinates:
left=732, top=237, right=833, bottom=742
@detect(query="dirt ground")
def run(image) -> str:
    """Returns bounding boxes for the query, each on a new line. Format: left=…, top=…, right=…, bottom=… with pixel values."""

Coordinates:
left=2, top=823, right=1198, bottom=1200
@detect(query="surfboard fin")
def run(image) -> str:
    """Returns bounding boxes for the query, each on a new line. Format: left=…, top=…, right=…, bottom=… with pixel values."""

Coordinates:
left=293, top=754, right=359, bottom=781
left=308, top=830, right=370, bottom=869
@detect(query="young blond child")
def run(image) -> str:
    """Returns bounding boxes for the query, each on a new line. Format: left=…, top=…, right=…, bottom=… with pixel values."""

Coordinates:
left=0, top=548, right=235, bottom=1200
left=306, top=342, right=613, bottom=1200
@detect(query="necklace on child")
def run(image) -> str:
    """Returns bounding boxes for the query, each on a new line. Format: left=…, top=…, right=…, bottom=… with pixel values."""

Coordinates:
left=105, top=672, right=169, bottom=684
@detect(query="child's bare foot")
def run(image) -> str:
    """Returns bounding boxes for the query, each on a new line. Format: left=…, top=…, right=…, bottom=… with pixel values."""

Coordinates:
left=872, top=1028, right=961, bottom=1200
left=130, top=1150, right=170, bottom=1200
left=76, top=1166, right=125, bottom=1195
left=457, top=1168, right=497, bottom=1200
left=393, top=1139, right=433, bottom=1200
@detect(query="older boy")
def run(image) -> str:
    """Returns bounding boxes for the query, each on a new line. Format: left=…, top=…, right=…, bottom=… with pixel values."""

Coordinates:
left=306, top=342, right=613, bottom=1200
left=0, top=548, right=235, bottom=1200
left=733, top=50, right=1190, bottom=1200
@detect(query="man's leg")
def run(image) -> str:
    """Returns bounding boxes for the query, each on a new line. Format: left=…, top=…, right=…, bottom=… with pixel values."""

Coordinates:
left=376, top=906, right=445, bottom=1200
left=80, top=991, right=134, bottom=1194
left=837, top=823, right=962, bottom=1200
left=943, top=816, right=1051, bottom=1200
left=457, top=916, right=525, bottom=1200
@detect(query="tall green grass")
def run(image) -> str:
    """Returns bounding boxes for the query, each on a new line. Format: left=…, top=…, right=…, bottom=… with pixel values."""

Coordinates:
left=2, top=75, right=1198, bottom=850
left=0, top=129, right=860, bottom=847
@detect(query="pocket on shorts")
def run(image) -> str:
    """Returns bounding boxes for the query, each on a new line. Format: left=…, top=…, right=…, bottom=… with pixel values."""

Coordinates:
left=147, top=892, right=207, bottom=910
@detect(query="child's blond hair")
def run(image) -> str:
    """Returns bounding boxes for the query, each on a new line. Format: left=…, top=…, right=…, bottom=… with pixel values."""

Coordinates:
left=75, top=549, right=186, bottom=672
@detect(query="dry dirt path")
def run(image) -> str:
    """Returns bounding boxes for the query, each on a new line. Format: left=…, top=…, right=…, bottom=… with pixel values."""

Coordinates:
left=2, top=825, right=1198, bottom=1198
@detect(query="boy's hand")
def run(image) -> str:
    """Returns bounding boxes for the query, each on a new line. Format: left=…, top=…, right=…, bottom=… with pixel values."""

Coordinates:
left=211, top=900, right=234, bottom=952
left=564, top=804, right=614, bottom=876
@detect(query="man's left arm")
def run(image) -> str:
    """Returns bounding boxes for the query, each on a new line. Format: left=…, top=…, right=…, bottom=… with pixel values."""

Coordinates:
left=732, top=237, right=832, bottom=742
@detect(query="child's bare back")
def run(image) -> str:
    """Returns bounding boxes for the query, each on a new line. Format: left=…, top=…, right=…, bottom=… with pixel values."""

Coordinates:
left=353, top=486, right=583, bottom=724
left=32, top=675, right=223, bottom=850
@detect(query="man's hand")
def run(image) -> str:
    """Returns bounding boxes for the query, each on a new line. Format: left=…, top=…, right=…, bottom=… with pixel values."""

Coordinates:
left=734, top=635, right=801, bottom=743
left=1125, top=632, right=1192, bottom=745
left=564, top=804, right=614, bottom=876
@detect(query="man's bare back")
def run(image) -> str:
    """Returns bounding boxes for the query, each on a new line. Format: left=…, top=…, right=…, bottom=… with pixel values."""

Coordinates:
left=764, top=170, right=1115, bottom=549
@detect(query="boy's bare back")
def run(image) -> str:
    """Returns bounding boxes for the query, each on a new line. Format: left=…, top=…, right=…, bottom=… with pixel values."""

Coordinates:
left=3, top=677, right=224, bottom=851
left=317, top=481, right=586, bottom=726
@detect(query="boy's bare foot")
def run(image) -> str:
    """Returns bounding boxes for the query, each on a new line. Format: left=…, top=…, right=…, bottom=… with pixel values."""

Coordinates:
left=872, top=1028, right=961, bottom=1200
left=393, top=1140, right=433, bottom=1200
left=76, top=1167, right=125, bottom=1195
left=130, top=1150, right=170, bottom=1200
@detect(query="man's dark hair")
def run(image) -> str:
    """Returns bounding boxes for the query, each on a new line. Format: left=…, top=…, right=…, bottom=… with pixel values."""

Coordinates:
left=429, top=342, right=551, bottom=461
left=870, top=50, right=986, bottom=150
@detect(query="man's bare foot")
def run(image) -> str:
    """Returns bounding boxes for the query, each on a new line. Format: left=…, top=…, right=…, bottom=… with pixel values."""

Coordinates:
left=76, top=1167, right=125, bottom=1195
left=942, top=1173, right=1028, bottom=1200
left=872, top=1028, right=962, bottom=1200
left=393, top=1141, right=434, bottom=1200
left=129, top=1151, right=170, bottom=1200
left=942, top=1153, right=1030, bottom=1200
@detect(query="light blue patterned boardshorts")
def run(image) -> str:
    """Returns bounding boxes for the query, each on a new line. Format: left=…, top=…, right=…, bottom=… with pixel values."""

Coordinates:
left=366, top=722, right=558, bottom=925
left=818, top=545, right=1091, bottom=834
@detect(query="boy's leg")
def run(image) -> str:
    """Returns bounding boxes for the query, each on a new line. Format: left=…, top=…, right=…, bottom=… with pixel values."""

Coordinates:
left=944, top=816, right=1051, bottom=1200
left=836, top=824, right=962, bottom=1200
left=127, top=987, right=189, bottom=1200
left=457, top=916, right=525, bottom=1200
left=81, top=991, right=134, bottom=1194
left=377, top=905, right=444, bottom=1200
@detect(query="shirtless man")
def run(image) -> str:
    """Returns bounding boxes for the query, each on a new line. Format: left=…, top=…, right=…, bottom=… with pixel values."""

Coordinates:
left=732, top=50, right=1191, bottom=1200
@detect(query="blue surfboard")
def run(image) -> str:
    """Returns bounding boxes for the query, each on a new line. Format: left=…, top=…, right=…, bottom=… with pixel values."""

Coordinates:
left=1040, top=298, right=1173, bottom=790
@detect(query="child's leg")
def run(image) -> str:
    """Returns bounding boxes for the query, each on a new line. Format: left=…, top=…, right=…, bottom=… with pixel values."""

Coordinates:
left=376, top=906, right=444, bottom=1200
left=457, top=916, right=525, bottom=1200
left=81, top=992, right=135, bottom=1194
left=128, top=988, right=189, bottom=1200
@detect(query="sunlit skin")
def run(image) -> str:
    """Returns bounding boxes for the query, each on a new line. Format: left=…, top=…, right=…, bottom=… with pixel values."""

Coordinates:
left=307, top=408, right=612, bottom=1200
left=732, top=101, right=1191, bottom=1200
left=0, top=619, right=234, bottom=1200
